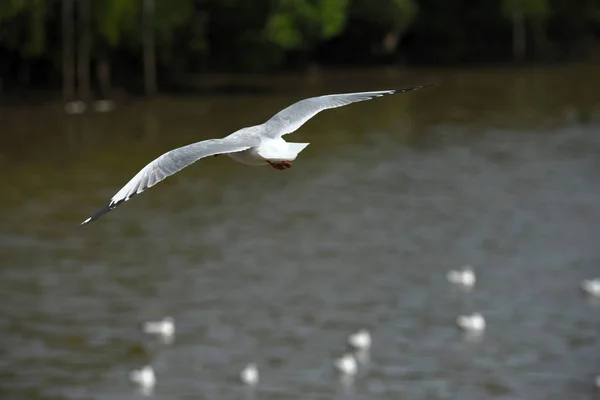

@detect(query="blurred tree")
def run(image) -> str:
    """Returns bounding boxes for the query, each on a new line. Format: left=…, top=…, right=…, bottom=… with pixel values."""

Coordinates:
left=0, top=0, right=599, bottom=92
left=548, top=0, right=600, bottom=59
left=93, top=0, right=138, bottom=98
left=77, top=0, right=91, bottom=100
left=528, top=0, right=551, bottom=58
left=350, top=0, right=418, bottom=55
left=204, top=0, right=276, bottom=71
left=502, top=0, right=550, bottom=61
left=62, top=0, right=75, bottom=100
left=91, top=0, right=196, bottom=95
left=143, top=0, right=156, bottom=96
left=153, top=0, right=197, bottom=76
left=503, top=0, right=526, bottom=61
left=265, top=0, right=348, bottom=49
left=0, top=0, right=46, bottom=85
left=264, top=0, right=348, bottom=67
left=26, top=0, right=46, bottom=57
left=0, top=0, right=45, bottom=56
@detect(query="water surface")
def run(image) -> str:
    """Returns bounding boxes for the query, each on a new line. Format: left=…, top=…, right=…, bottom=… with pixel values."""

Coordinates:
left=1, top=66, right=599, bottom=399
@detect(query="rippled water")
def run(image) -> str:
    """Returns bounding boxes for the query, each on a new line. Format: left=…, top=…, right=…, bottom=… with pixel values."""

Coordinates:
left=1, top=66, right=599, bottom=399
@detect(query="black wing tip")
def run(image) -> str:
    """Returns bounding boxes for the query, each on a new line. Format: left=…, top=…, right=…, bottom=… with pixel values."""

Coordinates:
left=391, top=84, right=435, bottom=94
left=79, top=192, right=137, bottom=226
left=79, top=202, right=114, bottom=226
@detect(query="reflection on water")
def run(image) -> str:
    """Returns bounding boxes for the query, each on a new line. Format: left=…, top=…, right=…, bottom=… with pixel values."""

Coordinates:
left=0, top=66, right=599, bottom=399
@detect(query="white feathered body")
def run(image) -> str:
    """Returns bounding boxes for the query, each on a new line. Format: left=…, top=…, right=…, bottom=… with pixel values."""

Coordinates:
left=334, top=354, right=358, bottom=376
left=447, top=267, right=476, bottom=287
left=240, top=363, right=259, bottom=385
left=142, top=317, right=175, bottom=338
left=456, top=313, right=486, bottom=332
left=348, top=329, right=371, bottom=351
left=227, top=137, right=309, bottom=166
left=581, top=279, right=600, bottom=296
left=129, top=365, right=155, bottom=388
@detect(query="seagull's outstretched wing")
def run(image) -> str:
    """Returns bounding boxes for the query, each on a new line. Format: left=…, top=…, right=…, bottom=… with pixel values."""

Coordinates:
left=262, top=85, right=432, bottom=138
left=81, top=135, right=259, bottom=225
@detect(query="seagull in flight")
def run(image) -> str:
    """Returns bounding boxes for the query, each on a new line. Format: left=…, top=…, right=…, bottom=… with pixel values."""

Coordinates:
left=81, top=85, right=432, bottom=225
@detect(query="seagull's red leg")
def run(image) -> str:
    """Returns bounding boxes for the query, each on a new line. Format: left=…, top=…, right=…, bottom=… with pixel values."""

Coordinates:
left=281, top=161, right=293, bottom=169
left=267, top=160, right=285, bottom=170
left=267, top=160, right=291, bottom=171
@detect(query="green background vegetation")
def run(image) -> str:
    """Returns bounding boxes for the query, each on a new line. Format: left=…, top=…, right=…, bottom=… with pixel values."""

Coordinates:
left=0, top=0, right=599, bottom=95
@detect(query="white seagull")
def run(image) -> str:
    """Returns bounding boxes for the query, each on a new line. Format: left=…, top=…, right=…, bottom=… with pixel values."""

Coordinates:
left=447, top=266, right=476, bottom=288
left=129, top=365, right=156, bottom=391
left=347, top=328, right=371, bottom=351
left=580, top=278, right=600, bottom=297
left=240, top=363, right=259, bottom=386
left=456, top=312, right=486, bottom=333
left=334, top=353, right=358, bottom=376
left=142, top=316, right=175, bottom=340
left=81, top=85, right=432, bottom=224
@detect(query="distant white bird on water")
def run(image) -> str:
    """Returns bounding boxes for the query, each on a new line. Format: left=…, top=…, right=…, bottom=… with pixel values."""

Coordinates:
left=142, top=316, right=175, bottom=340
left=447, top=266, right=476, bottom=288
left=240, top=363, right=259, bottom=386
left=334, top=353, right=358, bottom=376
left=129, top=365, right=155, bottom=391
left=80, top=85, right=432, bottom=225
left=456, top=312, right=486, bottom=333
left=93, top=99, right=115, bottom=113
left=580, top=278, right=600, bottom=297
left=348, top=328, right=371, bottom=351
left=65, top=101, right=86, bottom=114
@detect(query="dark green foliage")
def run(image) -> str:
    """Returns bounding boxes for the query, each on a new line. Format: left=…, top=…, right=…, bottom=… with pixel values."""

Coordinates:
left=0, top=0, right=598, bottom=91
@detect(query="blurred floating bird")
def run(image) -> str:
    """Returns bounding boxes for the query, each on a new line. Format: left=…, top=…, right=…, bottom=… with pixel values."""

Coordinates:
left=447, top=266, right=476, bottom=288
left=334, top=353, right=358, bottom=376
left=580, top=279, right=600, bottom=297
left=456, top=312, right=486, bottom=333
left=129, top=365, right=155, bottom=391
left=595, top=375, right=600, bottom=389
left=348, top=328, right=371, bottom=351
left=93, top=99, right=115, bottom=113
left=240, top=363, right=259, bottom=386
left=142, top=316, right=175, bottom=340
left=64, top=101, right=86, bottom=114
left=80, top=85, right=432, bottom=225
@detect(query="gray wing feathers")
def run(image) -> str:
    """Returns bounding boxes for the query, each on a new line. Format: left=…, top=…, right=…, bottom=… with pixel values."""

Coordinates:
left=111, top=139, right=226, bottom=202
left=263, top=85, right=431, bottom=138
left=81, top=136, right=257, bottom=225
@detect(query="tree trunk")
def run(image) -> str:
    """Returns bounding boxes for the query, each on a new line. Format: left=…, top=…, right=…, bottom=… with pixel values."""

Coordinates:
left=19, top=63, right=31, bottom=86
left=512, top=0, right=526, bottom=62
left=143, top=0, right=157, bottom=96
left=62, top=0, right=75, bottom=101
left=382, top=24, right=405, bottom=55
left=77, top=0, right=91, bottom=100
left=97, top=57, right=111, bottom=99
left=531, top=17, right=549, bottom=59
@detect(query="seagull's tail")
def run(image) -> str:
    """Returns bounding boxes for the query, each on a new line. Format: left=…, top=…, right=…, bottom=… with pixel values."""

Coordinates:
left=258, top=142, right=310, bottom=162
left=285, top=142, right=310, bottom=160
